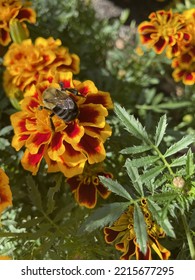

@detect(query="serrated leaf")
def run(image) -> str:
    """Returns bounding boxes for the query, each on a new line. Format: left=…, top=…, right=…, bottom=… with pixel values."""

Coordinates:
left=151, top=192, right=178, bottom=202
left=0, top=125, right=13, bottom=136
left=147, top=198, right=175, bottom=238
left=171, top=154, right=187, bottom=167
left=131, top=155, right=159, bottom=168
left=114, top=103, right=150, bottom=143
left=164, top=135, right=195, bottom=157
left=26, top=175, right=43, bottom=210
left=120, top=145, right=152, bottom=155
left=79, top=202, right=129, bottom=233
left=125, top=159, right=144, bottom=196
left=99, top=176, right=132, bottom=200
left=0, top=138, right=10, bottom=150
left=154, top=115, right=167, bottom=147
left=186, top=149, right=194, bottom=177
left=140, top=165, right=165, bottom=182
left=47, top=175, right=62, bottom=214
left=134, top=203, right=148, bottom=255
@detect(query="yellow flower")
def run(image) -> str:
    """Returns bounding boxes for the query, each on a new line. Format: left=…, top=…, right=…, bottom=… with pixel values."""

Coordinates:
left=138, top=10, right=191, bottom=58
left=104, top=199, right=170, bottom=260
left=0, top=168, right=12, bottom=214
left=10, top=71, right=113, bottom=178
left=0, top=0, right=36, bottom=46
left=3, top=37, right=80, bottom=98
left=0, top=256, right=11, bottom=260
left=67, top=163, right=112, bottom=208
left=171, top=9, right=195, bottom=85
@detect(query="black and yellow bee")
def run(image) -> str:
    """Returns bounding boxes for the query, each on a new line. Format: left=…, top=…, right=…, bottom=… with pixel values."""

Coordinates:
left=39, top=82, right=83, bottom=130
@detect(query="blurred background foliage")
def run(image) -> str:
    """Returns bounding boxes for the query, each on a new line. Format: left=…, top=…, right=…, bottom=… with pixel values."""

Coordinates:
left=0, top=0, right=195, bottom=259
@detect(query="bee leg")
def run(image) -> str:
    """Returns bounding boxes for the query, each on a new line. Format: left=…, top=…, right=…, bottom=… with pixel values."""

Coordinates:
left=49, top=113, right=55, bottom=131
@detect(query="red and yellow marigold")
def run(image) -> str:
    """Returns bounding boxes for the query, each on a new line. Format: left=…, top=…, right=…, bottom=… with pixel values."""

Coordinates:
left=3, top=37, right=80, bottom=98
left=0, top=0, right=36, bottom=46
left=0, top=168, right=12, bottom=214
left=10, top=71, right=113, bottom=178
left=138, top=10, right=191, bottom=58
left=171, top=9, right=195, bottom=85
left=67, top=163, right=112, bottom=208
left=104, top=199, right=170, bottom=260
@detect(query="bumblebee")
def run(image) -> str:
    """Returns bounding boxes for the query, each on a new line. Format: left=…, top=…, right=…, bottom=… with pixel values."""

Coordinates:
left=39, top=83, right=83, bottom=130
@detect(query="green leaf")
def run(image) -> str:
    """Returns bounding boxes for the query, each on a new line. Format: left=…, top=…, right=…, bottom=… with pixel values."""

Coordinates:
left=164, top=135, right=195, bottom=158
left=114, top=103, right=150, bottom=143
left=147, top=198, right=175, bottom=238
left=131, top=155, right=159, bottom=168
left=151, top=192, right=178, bottom=202
left=134, top=203, right=148, bottom=255
left=0, top=125, right=13, bottom=136
left=120, top=145, right=152, bottom=155
left=186, top=149, right=194, bottom=177
left=99, top=176, right=132, bottom=200
left=79, top=202, right=129, bottom=233
left=170, top=154, right=187, bottom=167
left=47, top=175, right=62, bottom=214
left=125, top=159, right=144, bottom=196
left=0, top=138, right=10, bottom=150
left=26, top=175, right=43, bottom=211
left=140, top=165, right=165, bottom=182
left=154, top=115, right=167, bottom=147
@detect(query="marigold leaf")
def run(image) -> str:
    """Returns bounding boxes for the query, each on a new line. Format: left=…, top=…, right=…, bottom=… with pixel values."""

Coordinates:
left=26, top=175, right=43, bottom=211
left=140, top=165, right=165, bottom=182
left=154, top=114, right=167, bottom=147
left=125, top=159, right=144, bottom=196
left=0, top=125, right=13, bottom=136
left=120, top=145, right=152, bottom=155
left=134, top=203, right=148, bottom=255
left=114, top=103, right=150, bottom=143
left=164, top=135, right=195, bottom=158
left=47, top=174, right=62, bottom=214
left=147, top=198, right=175, bottom=238
left=186, top=149, right=194, bottom=177
left=79, top=202, right=129, bottom=233
left=99, top=176, right=132, bottom=200
left=131, top=155, right=159, bottom=168
left=170, top=154, right=187, bottom=167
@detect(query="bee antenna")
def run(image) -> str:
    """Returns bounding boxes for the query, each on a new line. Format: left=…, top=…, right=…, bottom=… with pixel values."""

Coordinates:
left=59, top=81, right=64, bottom=90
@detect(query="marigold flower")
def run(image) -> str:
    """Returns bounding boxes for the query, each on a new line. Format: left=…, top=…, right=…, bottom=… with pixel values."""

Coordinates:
left=0, top=168, right=12, bottom=214
left=0, top=256, right=11, bottom=260
left=171, top=9, right=195, bottom=85
left=0, top=0, right=36, bottom=46
left=3, top=37, right=80, bottom=98
left=104, top=199, right=170, bottom=260
left=67, top=163, right=112, bottom=208
left=138, top=10, right=191, bottom=58
left=10, top=71, right=113, bottom=178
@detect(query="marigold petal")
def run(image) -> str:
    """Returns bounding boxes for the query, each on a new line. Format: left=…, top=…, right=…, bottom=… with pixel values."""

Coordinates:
left=154, top=37, right=167, bottom=54
left=77, top=135, right=106, bottom=164
left=83, top=92, right=113, bottom=109
left=0, top=29, right=11, bottom=46
left=149, top=236, right=171, bottom=260
left=76, top=181, right=97, bottom=208
left=47, top=132, right=65, bottom=160
left=21, top=145, right=45, bottom=175
left=64, top=122, right=84, bottom=144
left=0, top=169, right=12, bottom=214
left=79, top=104, right=108, bottom=128
left=16, top=7, right=36, bottom=23
left=26, top=132, right=51, bottom=154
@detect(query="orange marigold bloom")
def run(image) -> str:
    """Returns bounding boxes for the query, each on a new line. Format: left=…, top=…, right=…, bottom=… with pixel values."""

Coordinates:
left=10, top=71, right=113, bottom=178
left=171, top=9, right=195, bottom=85
left=0, top=256, right=11, bottom=260
left=138, top=10, right=191, bottom=58
left=0, top=0, right=36, bottom=46
left=0, top=168, right=12, bottom=214
left=67, top=163, right=112, bottom=208
left=104, top=199, right=170, bottom=260
left=3, top=37, right=80, bottom=97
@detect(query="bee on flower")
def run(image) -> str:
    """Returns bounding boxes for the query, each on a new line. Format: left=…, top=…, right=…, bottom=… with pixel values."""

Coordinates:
left=10, top=70, right=113, bottom=178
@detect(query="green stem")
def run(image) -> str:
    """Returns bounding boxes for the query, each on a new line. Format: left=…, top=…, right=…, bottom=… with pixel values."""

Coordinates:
left=181, top=213, right=195, bottom=260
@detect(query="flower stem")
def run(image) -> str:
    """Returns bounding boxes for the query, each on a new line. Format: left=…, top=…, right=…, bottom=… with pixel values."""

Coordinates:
left=181, top=213, right=195, bottom=260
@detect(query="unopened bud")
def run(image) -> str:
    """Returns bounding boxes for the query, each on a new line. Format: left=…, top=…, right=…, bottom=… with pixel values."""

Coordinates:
left=173, top=176, right=185, bottom=189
